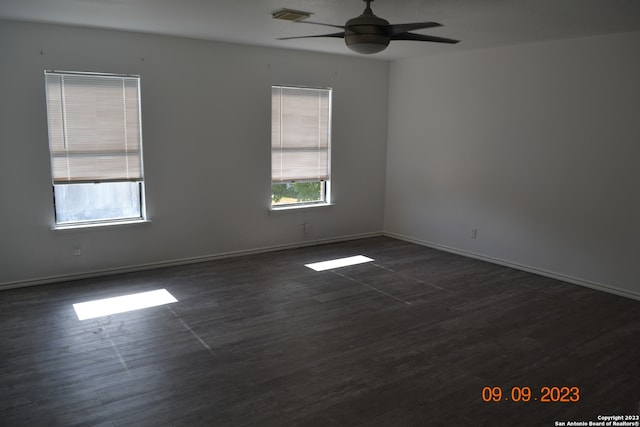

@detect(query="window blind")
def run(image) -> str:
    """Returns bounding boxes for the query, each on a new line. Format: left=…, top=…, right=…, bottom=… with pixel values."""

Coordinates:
left=272, top=86, right=331, bottom=183
left=44, top=72, right=143, bottom=184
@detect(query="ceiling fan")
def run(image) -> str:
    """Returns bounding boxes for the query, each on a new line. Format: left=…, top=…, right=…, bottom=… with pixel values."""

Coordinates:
left=277, top=0, right=459, bottom=54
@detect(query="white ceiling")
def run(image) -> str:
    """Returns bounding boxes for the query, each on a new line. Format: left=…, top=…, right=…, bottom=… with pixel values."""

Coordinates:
left=1, top=0, right=640, bottom=60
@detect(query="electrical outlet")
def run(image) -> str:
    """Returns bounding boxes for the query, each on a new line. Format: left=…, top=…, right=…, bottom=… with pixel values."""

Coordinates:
left=73, top=245, right=81, bottom=256
left=471, top=228, right=478, bottom=239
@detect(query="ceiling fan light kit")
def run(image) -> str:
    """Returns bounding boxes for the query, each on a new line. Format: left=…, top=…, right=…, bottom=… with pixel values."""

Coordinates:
left=344, top=2, right=391, bottom=54
left=276, top=0, right=459, bottom=54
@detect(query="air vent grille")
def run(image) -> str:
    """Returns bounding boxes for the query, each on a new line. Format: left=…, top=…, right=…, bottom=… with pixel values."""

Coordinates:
left=272, top=8, right=312, bottom=21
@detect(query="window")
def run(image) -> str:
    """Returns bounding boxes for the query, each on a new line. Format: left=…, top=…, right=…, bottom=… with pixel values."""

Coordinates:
left=271, top=85, right=331, bottom=208
left=44, top=71, right=146, bottom=227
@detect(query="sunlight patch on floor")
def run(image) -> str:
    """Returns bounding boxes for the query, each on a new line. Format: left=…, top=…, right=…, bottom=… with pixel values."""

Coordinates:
left=305, top=255, right=374, bottom=272
left=73, top=289, right=178, bottom=320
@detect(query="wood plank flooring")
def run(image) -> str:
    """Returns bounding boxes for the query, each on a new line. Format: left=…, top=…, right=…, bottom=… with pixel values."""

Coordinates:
left=1, top=237, right=638, bottom=426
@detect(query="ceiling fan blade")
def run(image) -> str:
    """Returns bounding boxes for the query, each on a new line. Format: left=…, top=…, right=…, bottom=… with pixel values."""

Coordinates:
left=278, top=32, right=346, bottom=40
left=296, top=21, right=345, bottom=30
left=391, top=32, right=460, bottom=44
left=388, top=22, right=442, bottom=36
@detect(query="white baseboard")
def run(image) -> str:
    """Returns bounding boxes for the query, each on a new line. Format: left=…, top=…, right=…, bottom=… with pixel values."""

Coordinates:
left=383, top=231, right=640, bottom=302
left=0, top=232, right=383, bottom=291
left=4, top=231, right=638, bottom=303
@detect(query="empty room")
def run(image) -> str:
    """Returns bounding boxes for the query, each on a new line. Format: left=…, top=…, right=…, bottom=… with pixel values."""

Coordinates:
left=0, top=0, right=639, bottom=425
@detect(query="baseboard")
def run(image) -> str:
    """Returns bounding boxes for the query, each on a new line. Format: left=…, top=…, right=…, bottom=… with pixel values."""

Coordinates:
left=6, top=231, right=638, bottom=303
left=0, top=231, right=383, bottom=291
left=384, top=231, right=640, bottom=302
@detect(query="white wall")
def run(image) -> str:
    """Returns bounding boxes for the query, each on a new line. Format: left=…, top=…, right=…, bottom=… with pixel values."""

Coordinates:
left=0, top=20, right=389, bottom=287
left=385, top=31, right=640, bottom=298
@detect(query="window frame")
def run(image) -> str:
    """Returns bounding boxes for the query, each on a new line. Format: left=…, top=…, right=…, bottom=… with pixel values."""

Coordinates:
left=270, top=85, right=332, bottom=210
left=44, top=70, right=148, bottom=229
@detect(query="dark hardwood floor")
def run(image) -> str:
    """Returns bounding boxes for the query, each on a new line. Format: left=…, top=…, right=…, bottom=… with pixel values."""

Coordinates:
left=1, top=237, right=638, bottom=426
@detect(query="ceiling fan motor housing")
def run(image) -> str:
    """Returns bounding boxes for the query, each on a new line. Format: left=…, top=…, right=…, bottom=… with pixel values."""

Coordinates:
left=344, top=8, right=391, bottom=54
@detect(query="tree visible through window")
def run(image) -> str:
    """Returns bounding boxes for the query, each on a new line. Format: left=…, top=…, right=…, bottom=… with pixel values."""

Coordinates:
left=44, top=71, right=146, bottom=226
left=271, top=85, right=331, bottom=207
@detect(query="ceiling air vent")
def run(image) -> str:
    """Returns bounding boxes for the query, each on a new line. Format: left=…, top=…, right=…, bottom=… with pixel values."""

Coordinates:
left=272, top=8, right=312, bottom=21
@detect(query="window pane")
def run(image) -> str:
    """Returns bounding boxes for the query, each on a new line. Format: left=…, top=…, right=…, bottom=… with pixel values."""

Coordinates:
left=54, top=182, right=141, bottom=224
left=272, top=181, right=324, bottom=206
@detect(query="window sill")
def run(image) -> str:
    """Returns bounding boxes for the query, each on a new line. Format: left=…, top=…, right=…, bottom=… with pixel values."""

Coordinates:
left=51, top=219, right=151, bottom=231
left=269, top=203, right=334, bottom=213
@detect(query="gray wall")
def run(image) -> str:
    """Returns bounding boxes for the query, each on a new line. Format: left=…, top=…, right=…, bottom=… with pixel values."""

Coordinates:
left=385, top=31, right=640, bottom=298
left=0, top=20, right=389, bottom=287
